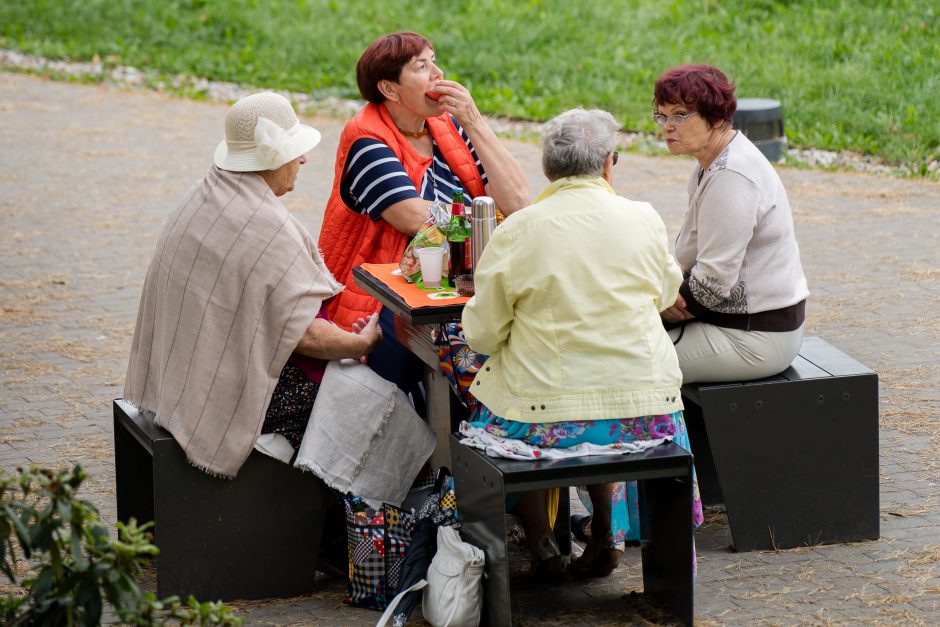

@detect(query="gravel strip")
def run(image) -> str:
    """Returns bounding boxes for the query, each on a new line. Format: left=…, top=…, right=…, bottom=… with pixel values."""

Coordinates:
left=1, top=47, right=936, bottom=181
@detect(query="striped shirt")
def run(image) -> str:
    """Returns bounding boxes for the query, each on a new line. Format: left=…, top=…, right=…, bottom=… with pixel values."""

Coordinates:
left=340, top=117, right=488, bottom=220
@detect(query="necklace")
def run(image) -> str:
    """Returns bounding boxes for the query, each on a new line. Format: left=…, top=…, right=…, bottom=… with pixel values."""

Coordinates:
left=395, top=124, right=428, bottom=139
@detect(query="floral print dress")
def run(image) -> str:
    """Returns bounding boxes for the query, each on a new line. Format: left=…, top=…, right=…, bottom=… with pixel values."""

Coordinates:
left=469, top=404, right=704, bottom=547
left=437, top=321, right=704, bottom=550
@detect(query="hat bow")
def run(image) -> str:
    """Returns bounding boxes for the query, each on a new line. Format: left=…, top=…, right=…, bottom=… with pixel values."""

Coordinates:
left=254, top=116, right=298, bottom=170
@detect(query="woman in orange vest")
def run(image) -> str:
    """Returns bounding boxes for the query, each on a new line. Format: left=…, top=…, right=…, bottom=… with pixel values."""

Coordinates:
left=319, top=31, right=529, bottom=408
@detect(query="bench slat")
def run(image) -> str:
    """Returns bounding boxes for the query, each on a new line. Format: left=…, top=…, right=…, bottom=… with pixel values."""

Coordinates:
left=778, top=354, right=831, bottom=380
left=677, top=337, right=879, bottom=552
left=462, top=440, right=692, bottom=492
left=798, top=336, right=876, bottom=377
left=113, top=399, right=331, bottom=601
left=115, top=399, right=172, bottom=455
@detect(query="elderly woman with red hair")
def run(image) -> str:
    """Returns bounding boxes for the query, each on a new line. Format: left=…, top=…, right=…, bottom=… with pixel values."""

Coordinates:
left=319, top=31, right=529, bottom=404
left=653, top=64, right=809, bottom=383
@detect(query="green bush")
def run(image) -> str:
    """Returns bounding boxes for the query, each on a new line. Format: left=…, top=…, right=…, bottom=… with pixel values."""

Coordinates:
left=0, top=464, right=242, bottom=626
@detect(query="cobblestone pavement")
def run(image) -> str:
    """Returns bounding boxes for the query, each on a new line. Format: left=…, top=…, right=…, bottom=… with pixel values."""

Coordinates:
left=1, top=72, right=938, bottom=625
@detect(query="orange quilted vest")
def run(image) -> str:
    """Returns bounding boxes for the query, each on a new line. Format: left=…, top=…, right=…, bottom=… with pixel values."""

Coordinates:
left=319, top=103, right=486, bottom=330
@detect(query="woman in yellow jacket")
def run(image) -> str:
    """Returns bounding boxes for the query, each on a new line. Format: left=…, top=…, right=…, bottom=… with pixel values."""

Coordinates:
left=463, top=108, right=703, bottom=580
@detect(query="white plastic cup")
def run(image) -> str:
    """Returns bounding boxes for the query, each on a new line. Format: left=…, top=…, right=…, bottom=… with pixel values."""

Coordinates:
left=415, top=247, right=445, bottom=288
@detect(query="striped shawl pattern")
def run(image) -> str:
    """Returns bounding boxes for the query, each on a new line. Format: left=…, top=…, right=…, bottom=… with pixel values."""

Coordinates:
left=124, top=166, right=342, bottom=478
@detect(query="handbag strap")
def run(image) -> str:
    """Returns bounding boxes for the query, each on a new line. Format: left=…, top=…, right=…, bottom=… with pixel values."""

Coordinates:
left=440, top=563, right=471, bottom=627
left=434, top=466, right=451, bottom=492
left=374, top=579, right=428, bottom=627
left=436, top=528, right=483, bottom=627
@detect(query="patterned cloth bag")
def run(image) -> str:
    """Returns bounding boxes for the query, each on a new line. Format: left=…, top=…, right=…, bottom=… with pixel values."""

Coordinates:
left=344, top=495, right=416, bottom=611
left=434, top=321, right=488, bottom=415
left=374, top=468, right=462, bottom=627
left=414, top=471, right=460, bottom=529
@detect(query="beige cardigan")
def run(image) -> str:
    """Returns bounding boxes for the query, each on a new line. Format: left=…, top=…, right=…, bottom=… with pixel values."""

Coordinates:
left=124, top=166, right=343, bottom=478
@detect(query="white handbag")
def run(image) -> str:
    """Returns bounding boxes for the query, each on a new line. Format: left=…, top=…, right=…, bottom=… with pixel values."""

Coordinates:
left=374, top=525, right=484, bottom=627
left=422, top=526, right=485, bottom=627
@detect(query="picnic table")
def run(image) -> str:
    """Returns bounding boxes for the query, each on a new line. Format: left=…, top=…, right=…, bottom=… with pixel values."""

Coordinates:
left=353, top=262, right=696, bottom=625
left=352, top=263, right=468, bottom=469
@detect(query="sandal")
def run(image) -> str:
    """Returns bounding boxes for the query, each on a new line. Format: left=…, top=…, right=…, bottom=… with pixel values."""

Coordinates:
left=570, top=537, right=623, bottom=578
left=529, top=534, right=566, bottom=582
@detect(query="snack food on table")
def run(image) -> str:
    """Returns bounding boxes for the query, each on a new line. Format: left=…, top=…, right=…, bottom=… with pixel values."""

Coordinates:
left=400, top=200, right=451, bottom=283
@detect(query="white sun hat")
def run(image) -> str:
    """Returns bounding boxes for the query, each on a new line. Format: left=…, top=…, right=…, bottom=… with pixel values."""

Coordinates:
left=213, top=92, right=322, bottom=172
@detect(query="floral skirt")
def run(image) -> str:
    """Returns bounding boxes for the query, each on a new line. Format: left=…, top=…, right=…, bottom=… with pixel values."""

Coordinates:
left=469, top=405, right=704, bottom=548
left=436, top=321, right=704, bottom=551
left=261, top=364, right=320, bottom=449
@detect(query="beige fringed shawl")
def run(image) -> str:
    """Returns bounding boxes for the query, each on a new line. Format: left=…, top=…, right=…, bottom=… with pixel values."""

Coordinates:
left=124, top=166, right=343, bottom=478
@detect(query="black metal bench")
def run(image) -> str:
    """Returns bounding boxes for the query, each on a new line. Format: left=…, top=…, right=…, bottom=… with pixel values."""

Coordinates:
left=452, top=435, right=695, bottom=626
left=113, top=398, right=331, bottom=601
left=681, top=336, right=880, bottom=552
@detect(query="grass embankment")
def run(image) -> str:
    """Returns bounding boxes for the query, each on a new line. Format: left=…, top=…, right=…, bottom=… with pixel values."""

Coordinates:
left=1, top=0, right=937, bottom=171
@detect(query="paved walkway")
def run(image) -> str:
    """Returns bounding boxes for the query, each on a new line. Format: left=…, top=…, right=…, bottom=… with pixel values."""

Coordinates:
left=1, top=72, right=938, bottom=625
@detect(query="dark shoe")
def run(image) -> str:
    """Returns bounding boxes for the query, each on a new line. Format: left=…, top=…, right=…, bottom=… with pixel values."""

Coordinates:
left=529, top=535, right=566, bottom=582
left=570, top=538, right=623, bottom=578
left=570, top=514, right=592, bottom=543
left=571, top=514, right=640, bottom=546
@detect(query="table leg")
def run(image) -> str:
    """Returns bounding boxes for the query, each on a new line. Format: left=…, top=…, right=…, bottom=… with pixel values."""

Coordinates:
left=453, top=439, right=512, bottom=626
left=394, top=317, right=458, bottom=470
left=425, top=364, right=454, bottom=470
left=640, top=476, right=694, bottom=625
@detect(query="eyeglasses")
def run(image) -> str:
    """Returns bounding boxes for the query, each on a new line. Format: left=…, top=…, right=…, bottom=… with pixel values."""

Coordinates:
left=610, top=151, right=619, bottom=165
left=652, top=111, right=698, bottom=126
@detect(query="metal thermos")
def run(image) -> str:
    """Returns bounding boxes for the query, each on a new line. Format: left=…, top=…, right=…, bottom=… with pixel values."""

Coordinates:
left=470, top=196, right=496, bottom=271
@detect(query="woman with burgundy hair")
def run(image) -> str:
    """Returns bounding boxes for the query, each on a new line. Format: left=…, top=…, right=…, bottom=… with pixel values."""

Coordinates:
left=319, top=31, right=528, bottom=405
left=652, top=64, right=808, bottom=383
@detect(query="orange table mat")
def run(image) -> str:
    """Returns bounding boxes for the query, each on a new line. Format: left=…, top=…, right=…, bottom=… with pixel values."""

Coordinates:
left=360, top=262, right=471, bottom=309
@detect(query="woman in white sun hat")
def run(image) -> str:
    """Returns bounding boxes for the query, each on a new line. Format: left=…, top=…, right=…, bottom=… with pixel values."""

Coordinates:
left=124, top=91, right=382, bottom=479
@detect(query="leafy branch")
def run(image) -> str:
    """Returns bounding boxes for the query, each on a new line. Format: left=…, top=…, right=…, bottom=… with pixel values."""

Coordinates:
left=0, top=464, right=241, bottom=626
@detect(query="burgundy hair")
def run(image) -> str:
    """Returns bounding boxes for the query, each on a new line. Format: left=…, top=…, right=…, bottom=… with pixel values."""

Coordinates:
left=653, top=64, right=737, bottom=127
left=356, top=32, right=433, bottom=104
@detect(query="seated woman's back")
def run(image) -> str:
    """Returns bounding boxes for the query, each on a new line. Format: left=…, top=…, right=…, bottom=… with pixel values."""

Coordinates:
left=467, top=181, right=680, bottom=400
left=464, top=115, right=683, bottom=423
left=460, top=108, right=699, bottom=581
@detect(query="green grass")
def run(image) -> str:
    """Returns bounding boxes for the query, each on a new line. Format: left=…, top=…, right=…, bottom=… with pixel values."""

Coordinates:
left=2, top=0, right=938, bottom=170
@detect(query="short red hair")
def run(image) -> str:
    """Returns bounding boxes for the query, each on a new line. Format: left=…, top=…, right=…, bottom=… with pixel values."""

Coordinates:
left=356, top=32, right=433, bottom=104
left=653, top=64, right=736, bottom=127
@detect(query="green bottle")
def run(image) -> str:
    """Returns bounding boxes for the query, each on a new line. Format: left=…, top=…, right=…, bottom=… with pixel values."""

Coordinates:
left=446, top=188, right=471, bottom=285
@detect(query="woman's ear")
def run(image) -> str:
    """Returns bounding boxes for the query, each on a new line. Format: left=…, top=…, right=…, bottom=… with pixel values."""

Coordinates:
left=711, top=118, right=732, bottom=131
left=602, top=152, right=614, bottom=183
left=378, top=80, right=399, bottom=103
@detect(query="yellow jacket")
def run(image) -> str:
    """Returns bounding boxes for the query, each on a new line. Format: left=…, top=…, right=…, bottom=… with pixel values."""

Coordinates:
left=462, top=176, right=684, bottom=423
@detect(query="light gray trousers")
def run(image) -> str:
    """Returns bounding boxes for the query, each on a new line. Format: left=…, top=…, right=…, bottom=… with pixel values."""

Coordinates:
left=668, top=322, right=804, bottom=384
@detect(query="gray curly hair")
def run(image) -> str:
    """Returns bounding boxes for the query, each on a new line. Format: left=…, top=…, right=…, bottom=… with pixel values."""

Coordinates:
left=541, top=108, right=620, bottom=181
